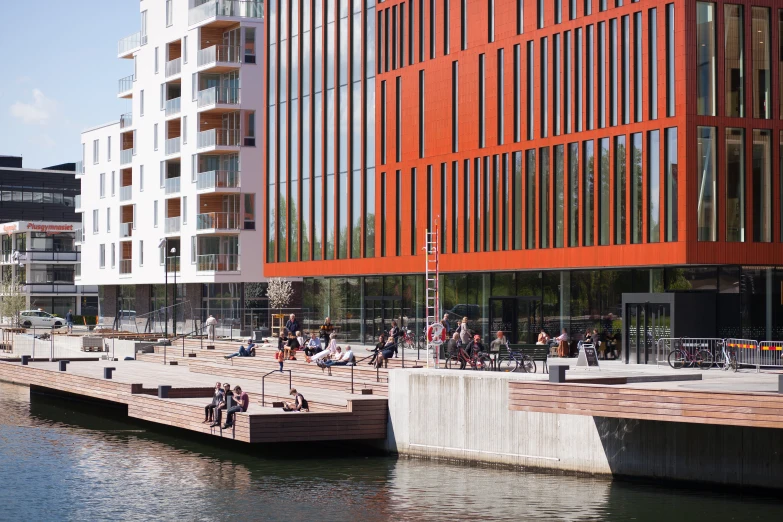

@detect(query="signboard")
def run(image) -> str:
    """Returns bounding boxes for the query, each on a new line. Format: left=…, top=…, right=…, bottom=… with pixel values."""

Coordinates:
left=576, top=343, right=600, bottom=368
left=427, top=323, right=447, bottom=345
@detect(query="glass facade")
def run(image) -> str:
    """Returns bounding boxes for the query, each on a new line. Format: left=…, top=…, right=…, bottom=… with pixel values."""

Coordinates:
left=696, top=2, right=716, bottom=116
left=696, top=126, right=717, bottom=242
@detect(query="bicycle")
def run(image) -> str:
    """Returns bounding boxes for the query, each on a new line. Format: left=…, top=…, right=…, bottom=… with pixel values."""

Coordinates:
left=714, top=344, right=739, bottom=372
left=496, top=350, right=536, bottom=373
left=445, top=346, right=491, bottom=370
left=668, top=347, right=713, bottom=370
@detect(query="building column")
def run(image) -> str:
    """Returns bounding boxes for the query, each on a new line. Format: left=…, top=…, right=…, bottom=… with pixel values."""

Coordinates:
left=767, top=268, right=773, bottom=341
left=560, top=270, right=571, bottom=334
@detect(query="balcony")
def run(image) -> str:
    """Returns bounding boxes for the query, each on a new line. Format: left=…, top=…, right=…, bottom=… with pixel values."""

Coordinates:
left=165, top=137, right=181, bottom=156
left=165, top=216, right=181, bottom=234
left=118, top=74, right=134, bottom=98
left=119, top=259, right=132, bottom=275
left=196, top=170, right=240, bottom=191
left=197, top=128, right=240, bottom=150
left=197, top=45, right=241, bottom=71
left=196, top=254, right=239, bottom=272
left=197, top=87, right=240, bottom=111
left=76, top=229, right=85, bottom=243
left=118, top=32, right=141, bottom=58
left=120, top=112, right=133, bottom=129
left=166, top=256, right=181, bottom=273
left=165, top=176, right=181, bottom=195
left=196, top=212, right=241, bottom=232
left=120, top=148, right=133, bottom=165
left=119, top=185, right=132, bottom=202
left=165, top=58, right=182, bottom=78
left=22, top=284, right=80, bottom=295
left=165, top=97, right=182, bottom=118
left=15, top=251, right=80, bottom=264
left=189, top=0, right=264, bottom=26
left=74, top=195, right=81, bottom=210
left=75, top=161, right=84, bottom=175
left=120, top=223, right=134, bottom=238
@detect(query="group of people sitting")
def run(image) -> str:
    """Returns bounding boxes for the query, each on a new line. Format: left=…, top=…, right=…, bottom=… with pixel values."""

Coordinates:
left=204, top=382, right=250, bottom=429
left=304, top=332, right=356, bottom=369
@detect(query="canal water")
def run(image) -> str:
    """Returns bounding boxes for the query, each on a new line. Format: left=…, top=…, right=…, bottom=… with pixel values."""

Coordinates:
left=0, top=382, right=780, bottom=522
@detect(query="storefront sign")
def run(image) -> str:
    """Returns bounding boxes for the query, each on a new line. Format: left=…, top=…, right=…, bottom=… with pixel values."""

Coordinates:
left=26, top=223, right=74, bottom=234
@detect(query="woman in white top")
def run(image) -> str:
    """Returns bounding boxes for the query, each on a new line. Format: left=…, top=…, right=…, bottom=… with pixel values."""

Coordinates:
left=308, top=333, right=338, bottom=364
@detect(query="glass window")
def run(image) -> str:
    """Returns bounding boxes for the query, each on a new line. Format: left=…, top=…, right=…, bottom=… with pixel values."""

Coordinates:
left=614, top=135, right=626, bottom=245
left=411, top=168, right=417, bottom=254
left=429, top=0, right=436, bottom=59
left=365, top=168, right=376, bottom=257
left=609, top=19, right=617, bottom=126
left=568, top=143, right=578, bottom=247
left=633, top=13, right=642, bottom=123
left=461, top=0, right=467, bottom=50
left=479, top=54, right=485, bottom=147
left=780, top=10, right=783, bottom=120
left=666, top=4, right=675, bottom=117
left=724, top=5, right=744, bottom=118
left=442, top=163, right=449, bottom=252
left=696, top=126, right=717, bottom=241
left=648, top=8, right=658, bottom=120
left=419, top=0, right=424, bottom=62
left=380, top=172, right=386, bottom=256
left=527, top=41, right=535, bottom=139
left=630, top=133, right=642, bottom=244
left=752, top=7, right=771, bottom=119
left=726, top=128, right=745, bottom=242
left=621, top=16, right=629, bottom=124
left=526, top=150, right=536, bottom=249
left=452, top=60, right=459, bottom=152
left=483, top=157, right=490, bottom=251
left=598, top=21, right=606, bottom=128
left=564, top=31, right=572, bottom=135
left=696, top=2, right=717, bottom=116
left=513, top=152, right=522, bottom=249
left=553, top=34, right=560, bottom=136
left=587, top=25, right=594, bottom=130
left=497, top=48, right=504, bottom=145
left=517, top=0, right=523, bottom=35
left=599, top=138, right=610, bottom=245
left=452, top=161, right=459, bottom=253
left=583, top=140, right=595, bottom=246
left=537, top=0, right=544, bottom=29
left=648, top=130, right=660, bottom=243
left=381, top=81, right=386, bottom=164
left=574, top=28, right=582, bottom=132
left=752, top=129, right=772, bottom=242
left=464, top=159, right=470, bottom=252
left=539, top=147, right=550, bottom=248
left=488, top=0, right=494, bottom=43
left=395, top=170, right=401, bottom=256
left=474, top=158, right=481, bottom=251
left=396, top=77, right=401, bottom=162
left=664, top=127, right=678, bottom=241
left=540, top=37, right=548, bottom=138
left=419, top=70, right=424, bottom=157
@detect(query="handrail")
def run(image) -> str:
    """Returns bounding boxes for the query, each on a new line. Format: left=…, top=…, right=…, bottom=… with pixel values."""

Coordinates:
left=261, top=369, right=292, bottom=407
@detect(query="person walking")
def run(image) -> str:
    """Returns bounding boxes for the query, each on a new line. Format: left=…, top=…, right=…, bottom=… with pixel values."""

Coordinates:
left=205, top=314, right=217, bottom=341
left=65, top=309, right=74, bottom=334
left=456, top=317, right=472, bottom=347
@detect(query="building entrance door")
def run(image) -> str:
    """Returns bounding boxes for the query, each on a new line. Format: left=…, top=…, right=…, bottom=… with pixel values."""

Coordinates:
left=626, top=302, right=671, bottom=364
left=489, top=297, right=542, bottom=344
left=364, top=296, right=402, bottom=343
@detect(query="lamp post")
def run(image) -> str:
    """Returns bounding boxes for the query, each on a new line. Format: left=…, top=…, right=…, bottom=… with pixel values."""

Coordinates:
left=171, top=246, right=177, bottom=338
left=158, top=238, right=168, bottom=338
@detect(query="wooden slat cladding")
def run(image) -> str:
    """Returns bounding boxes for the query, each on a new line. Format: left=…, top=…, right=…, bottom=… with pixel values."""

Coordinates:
left=508, top=381, right=783, bottom=429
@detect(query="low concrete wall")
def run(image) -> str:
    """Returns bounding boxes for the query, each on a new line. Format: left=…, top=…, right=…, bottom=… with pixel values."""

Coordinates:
left=386, top=369, right=783, bottom=489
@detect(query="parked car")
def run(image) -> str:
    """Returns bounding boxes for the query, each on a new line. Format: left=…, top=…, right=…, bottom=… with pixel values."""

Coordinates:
left=18, top=310, right=63, bottom=329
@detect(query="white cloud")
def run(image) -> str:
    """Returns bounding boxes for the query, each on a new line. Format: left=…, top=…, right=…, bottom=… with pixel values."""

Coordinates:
left=10, top=89, right=56, bottom=125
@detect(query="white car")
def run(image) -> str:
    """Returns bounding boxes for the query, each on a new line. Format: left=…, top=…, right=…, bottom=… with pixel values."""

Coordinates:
left=18, top=310, right=64, bottom=329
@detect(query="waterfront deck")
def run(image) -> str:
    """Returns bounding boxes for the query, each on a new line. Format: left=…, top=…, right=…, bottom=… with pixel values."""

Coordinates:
left=0, top=358, right=388, bottom=443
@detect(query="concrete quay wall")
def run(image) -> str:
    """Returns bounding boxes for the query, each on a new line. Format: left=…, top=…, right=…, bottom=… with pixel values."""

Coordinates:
left=385, top=370, right=783, bottom=489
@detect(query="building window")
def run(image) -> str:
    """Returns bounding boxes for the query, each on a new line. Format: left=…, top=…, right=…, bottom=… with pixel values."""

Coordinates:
left=752, top=7, right=771, bottom=119
left=554, top=145, right=564, bottom=247
left=537, top=0, right=544, bottom=29
left=553, top=34, right=560, bottom=136
left=696, top=126, right=717, bottom=241
left=752, top=129, right=772, bottom=242
left=583, top=140, right=595, bottom=246
left=555, top=0, right=561, bottom=24
left=463, top=159, right=470, bottom=252
left=664, top=127, right=678, bottom=241
left=166, top=0, right=173, bottom=27
left=598, top=21, right=606, bottom=128
left=479, top=54, right=485, bottom=148
left=441, top=163, right=448, bottom=253
left=100, top=173, right=105, bottom=198
left=419, top=0, right=424, bottom=62
left=540, top=37, right=548, bottom=138
left=396, top=170, right=402, bottom=256
left=93, top=139, right=99, bottom=164
left=408, top=0, right=415, bottom=64
left=648, top=8, right=658, bottom=120
left=633, top=13, right=642, bottom=123
left=154, top=123, right=158, bottom=150
left=474, top=159, right=481, bottom=251
left=497, top=49, right=503, bottom=145
left=482, top=158, right=489, bottom=251
left=107, top=136, right=112, bottom=162
left=411, top=168, right=417, bottom=254
left=512, top=152, right=522, bottom=249
left=586, top=0, right=592, bottom=16
left=513, top=45, right=520, bottom=142
left=183, top=116, right=187, bottom=144
left=428, top=165, right=434, bottom=239
left=666, top=3, right=675, bottom=117
left=516, top=0, right=523, bottom=35
left=111, top=171, right=115, bottom=196
left=648, top=130, right=660, bottom=243
left=139, top=164, right=144, bottom=191
left=93, top=209, right=99, bottom=233
left=574, top=28, right=582, bottom=132
left=155, top=47, right=159, bottom=74
left=396, top=77, right=401, bottom=162
left=726, top=128, right=745, bottom=242
left=724, top=5, right=744, bottom=118
left=99, top=244, right=105, bottom=268
left=430, top=0, right=435, bottom=59
left=452, top=61, right=459, bottom=152
left=568, top=142, right=578, bottom=247
left=609, top=19, right=617, bottom=126
left=140, top=89, right=145, bottom=117
left=381, top=80, right=387, bottom=164
left=599, top=139, right=610, bottom=245
left=107, top=207, right=111, bottom=233
left=526, top=149, right=536, bottom=249
left=539, top=147, right=549, bottom=248
left=183, top=35, right=188, bottom=63
left=154, top=200, right=158, bottom=227
left=381, top=172, right=386, bottom=256
left=139, top=240, right=144, bottom=266
left=488, top=0, right=494, bottom=43
left=183, top=196, right=188, bottom=225
left=696, top=2, right=716, bottom=116
left=419, top=70, right=424, bottom=157
left=452, top=161, right=458, bottom=253
left=780, top=11, right=783, bottom=120
left=527, top=41, right=534, bottom=140
left=630, top=133, right=642, bottom=244
left=111, top=243, right=115, bottom=268
left=460, top=0, right=467, bottom=50
left=614, top=135, right=626, bottom=245
left=621, top=16, right=630, bottom=124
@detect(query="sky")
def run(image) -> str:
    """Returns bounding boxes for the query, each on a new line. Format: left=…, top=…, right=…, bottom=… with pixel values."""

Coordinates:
left=0, top=1, right=140, bottom=168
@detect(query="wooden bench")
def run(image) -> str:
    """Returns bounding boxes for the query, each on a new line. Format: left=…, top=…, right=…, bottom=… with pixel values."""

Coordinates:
left=505, top=344, right=551, bottom=374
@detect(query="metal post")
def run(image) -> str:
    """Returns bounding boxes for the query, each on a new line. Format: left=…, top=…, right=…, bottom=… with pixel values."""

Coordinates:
left=112, top=336, right=115, bottom=360
left=164, top=238, right=169, bottom=339
left=50, top=327, right=54, bottom=361
left=172, top=260, right=177, bottom=338
left=351, top=365, right=354, bottom=394
left=32, top=327, right=35, bottom=360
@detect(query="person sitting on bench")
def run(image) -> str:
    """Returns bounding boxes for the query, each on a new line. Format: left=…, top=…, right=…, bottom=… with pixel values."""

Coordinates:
left=220, top=385, right=249, bottom=429
left=304, top=332, right=322, bottom=356
left=203, top=381, right=223, bottom=423
left=325, top=345, right=354, bottom=367
left=283, top=388, right=309, bottom=412
left=367, top=334, right=386, bottom=366
left=210, top=383, right=233, bottom=427
left=224, top=338, right=256, bottom=359
left=375, top=337, right=397, bottom=368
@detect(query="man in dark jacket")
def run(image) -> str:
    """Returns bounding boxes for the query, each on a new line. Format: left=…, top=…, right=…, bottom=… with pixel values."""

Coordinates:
left=285, top=314, right=300, bottom=337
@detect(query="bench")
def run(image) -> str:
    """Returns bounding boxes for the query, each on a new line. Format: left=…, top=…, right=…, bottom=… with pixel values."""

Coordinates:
left=505, top=344, right=551, bottom=374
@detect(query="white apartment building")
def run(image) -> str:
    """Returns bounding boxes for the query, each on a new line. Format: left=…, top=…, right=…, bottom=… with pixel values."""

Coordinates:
left=77, top=0, right=265, bottom=328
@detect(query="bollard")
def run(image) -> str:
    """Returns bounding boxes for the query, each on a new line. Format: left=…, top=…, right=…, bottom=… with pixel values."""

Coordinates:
left=20, top=355, right=30, bottom=366
left=549, top=364, right=569, bottom=383
left=778, top=375, right=783, bottom=394
left=104, top=367, right=116, bottom=379
left=158, top=385, right=172, bottom=398
left=58, top=360, right=70, bottom=372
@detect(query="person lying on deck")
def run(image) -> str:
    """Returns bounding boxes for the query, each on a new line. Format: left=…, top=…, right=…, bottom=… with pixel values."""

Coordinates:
left=224, top=338, right=256, bottom=359
left=282, top=388, right=309, bottom=412
left=220, top=385, right=249, bottom=429
left=324, top=345, right=355, bottom=367
left=203, top=381, right=223, bottom=423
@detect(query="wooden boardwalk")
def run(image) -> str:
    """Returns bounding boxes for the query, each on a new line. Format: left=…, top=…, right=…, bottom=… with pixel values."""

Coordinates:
left=0, top=358, right=388, bottom=443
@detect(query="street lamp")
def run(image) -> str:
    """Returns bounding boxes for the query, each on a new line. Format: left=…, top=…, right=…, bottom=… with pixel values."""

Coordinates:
left=158, top=238, right=168, bottom=338
left=170, top=246, right=177, bottom=338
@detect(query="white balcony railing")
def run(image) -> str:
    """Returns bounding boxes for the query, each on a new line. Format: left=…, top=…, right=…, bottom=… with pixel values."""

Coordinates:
left=165, top=57, right=182, bottom=78
left=74, top=195, right=81, bottom=210
left=118, top=74, right=134, bottom=95
left=164, top=176, right=181, bottom=195
left=119, top=185, right=132, bottom=202
left=189, top=0, right=264, bottom=25
left=75, top=161, right=84, bottom=174
left=197, top=170, right=240, bottom=190
left=165, top=97, right=181, bottom=117
left=118, top=32, right=141, bottom=55
left=120, top=148, right=133, bottom=165
left=196, top=128, right=241, bottom=149
left=165, top=216, right=181, bottom=234
left=196, top=212, right=241, bottom=230
left=197, top=86, right=240, bottom=108
left=120, top=112, right=133, bottom=129
left=119, top=259, right=132, bottom=275
left=197, top=44, right=242, bottom=67
left=196, top=254, right=239, bottom=272
left=165, top=137, right=181, bottom=156
left=120, top=223, right=133, bottom=238
left=166, top=256, right=181, bottom=273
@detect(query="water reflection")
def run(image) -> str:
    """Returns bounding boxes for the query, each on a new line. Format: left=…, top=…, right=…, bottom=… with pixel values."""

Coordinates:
left=0, top=383, right=780, bottom=521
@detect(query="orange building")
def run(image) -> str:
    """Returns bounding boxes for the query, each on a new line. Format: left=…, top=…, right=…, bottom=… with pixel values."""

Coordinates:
left=264, top=0, right=783, bottom=361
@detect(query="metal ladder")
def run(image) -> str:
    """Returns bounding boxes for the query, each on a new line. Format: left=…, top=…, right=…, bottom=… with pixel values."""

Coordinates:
left=424, top=223, right=439, bottom=368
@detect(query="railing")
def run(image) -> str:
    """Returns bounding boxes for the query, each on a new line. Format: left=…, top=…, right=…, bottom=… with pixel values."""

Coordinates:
left=260, top=369, right=292, bottom=407
left=21, top=284, right=78, bottom=294
left=118, top=32, right=141, bottom=55
left=119, top=259, right=132, bottom=275
left=120, top=148, right=133, bottom=165
left=16, top=251, right=80, bottom=263
left=165, top=57, right=182, bottom=78
left=74, top=195, right=81, bottom=209
left=75, top=264, right=81, bottom=278
left=120, top=223, right=133, bottom=238
left=196, top=254, right=239, bottom=272
left=165, top=97, right=181, bottom=117
left=189, top=0, right=265, bottom=26
left=167, top=256, right=181, bottom=273
left=120, top=112, right=133, bottom=129
left=76, top=229, right=85, bottom=243
left=118, top=74, right=134, bottom=95
left=165, top=137, right=181, bottom=156
left=75, top=161, right=84, bottom=174
left=196, top=212, right=241, bottom=230
left=165, top=216, right=181, bottom=234
left=197, top=44, right=242, bottom=67
left=197, top=170, right=240, bottom=190
left=165, top=176, right=181, bottom=195
left=197, top=128, right=241, bottom=149
left=197, top=86, right=240, bottom=108
left=119, top=185, right=132, bottom=202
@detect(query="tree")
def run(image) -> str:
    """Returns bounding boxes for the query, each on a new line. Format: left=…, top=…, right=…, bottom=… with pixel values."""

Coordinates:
left=267, top=278, right=293, bottom=314
left=0, top=281, right=27, bottom=326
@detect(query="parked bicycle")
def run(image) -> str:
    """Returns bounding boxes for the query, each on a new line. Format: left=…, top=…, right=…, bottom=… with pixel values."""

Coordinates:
left=496, top=350, right=536, bottom=373
left=668, top=346, right=713, bottom=370
left=714, top=343, right=739, bottom=372
left=445, top=346, right=491, bottom=370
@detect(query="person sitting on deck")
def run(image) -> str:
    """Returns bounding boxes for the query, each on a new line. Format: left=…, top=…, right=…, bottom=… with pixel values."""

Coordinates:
left=203, top=381, right=223, bottom=423
left=318, top=346, right=341, bottom=369
left=220, top=385, right=250, bottom=429
left=375, top=337, right=398, bottom=368
left=304, top=332, right=322, bottom=356
left=307, top=333, right=336, bottom=364
left=367, top=334, right=386, bottom=366
left=325, top=345, right=354, bottom=367
left=224, top=338, right=256, bottom=359
left=210, top=383, right=233, bottom=427
left=285, top=332, right=301, bottom=360
left=283, top=388, right=309, bottom=412
left=296, top=330, right=305, bottom=349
